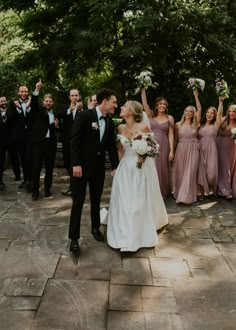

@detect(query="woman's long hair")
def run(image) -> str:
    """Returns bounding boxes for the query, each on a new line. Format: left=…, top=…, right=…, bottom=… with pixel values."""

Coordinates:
left=200, top=106, right=217, bottom=127
left=153, top=97, right=168, bottom=117
left=220, top=104, right=236, bottom=129
left=180, top=105, right=198, bottom=128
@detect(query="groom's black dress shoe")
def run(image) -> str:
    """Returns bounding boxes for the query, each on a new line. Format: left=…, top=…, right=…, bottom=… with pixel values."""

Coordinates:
left=69, top=240, right=80, bottom=253
left=92, top=228, right=104, bottom=242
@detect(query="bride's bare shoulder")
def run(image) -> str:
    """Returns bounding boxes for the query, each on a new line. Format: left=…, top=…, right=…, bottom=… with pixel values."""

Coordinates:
left=118, top=124, right=126, bottom=134
left=139, top=122, right=151, bottom=133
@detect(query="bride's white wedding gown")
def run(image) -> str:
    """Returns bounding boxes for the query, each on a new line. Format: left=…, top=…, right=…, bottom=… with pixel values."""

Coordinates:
left=107, top=134, right=168, bottom=252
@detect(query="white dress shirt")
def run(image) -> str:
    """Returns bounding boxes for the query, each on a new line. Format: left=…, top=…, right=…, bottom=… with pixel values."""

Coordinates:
left=96, top=107, right=106, bottom=142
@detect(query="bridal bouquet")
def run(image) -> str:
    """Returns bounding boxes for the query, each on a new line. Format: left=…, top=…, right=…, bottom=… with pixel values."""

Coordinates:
left=215, top=79, right=230, bottom=99
left=134, top=68, right=158, bottom=94
left=231, top=127, right=236, bottom=140
left=187, top=78, right=205, bottom=92
left=131, top=132, right=159, bottom=169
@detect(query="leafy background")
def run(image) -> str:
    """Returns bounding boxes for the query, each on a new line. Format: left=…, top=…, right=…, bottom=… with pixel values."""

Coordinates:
left=0, top=0, right=236, bottom=120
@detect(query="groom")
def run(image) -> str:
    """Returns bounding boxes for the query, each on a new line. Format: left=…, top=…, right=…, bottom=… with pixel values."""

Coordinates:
left=69, top=88, right=119, bottom=253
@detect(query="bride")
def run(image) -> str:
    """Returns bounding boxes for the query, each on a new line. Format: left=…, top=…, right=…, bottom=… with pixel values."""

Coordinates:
left=107, top=100, right=168, bottom=252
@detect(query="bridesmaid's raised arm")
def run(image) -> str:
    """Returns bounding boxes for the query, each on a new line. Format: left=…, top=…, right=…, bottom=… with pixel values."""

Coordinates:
left=215, top=96, right=224, bottom=129
left=141, top=87, right=153, bottom=119
left=193, top=89, right=202, bottom=125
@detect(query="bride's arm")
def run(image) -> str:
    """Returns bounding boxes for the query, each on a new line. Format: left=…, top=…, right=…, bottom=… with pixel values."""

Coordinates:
left=117, top=125, right=124, bottom=160
left=117, top=142, right=124, bottom=160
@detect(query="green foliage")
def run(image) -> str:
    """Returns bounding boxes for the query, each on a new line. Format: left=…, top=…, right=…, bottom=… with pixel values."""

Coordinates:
left=0, top=0, right=236, bottom=117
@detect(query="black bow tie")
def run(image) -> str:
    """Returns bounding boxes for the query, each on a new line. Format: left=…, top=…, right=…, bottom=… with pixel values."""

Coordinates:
left=100, top=116, right=107, bottom=120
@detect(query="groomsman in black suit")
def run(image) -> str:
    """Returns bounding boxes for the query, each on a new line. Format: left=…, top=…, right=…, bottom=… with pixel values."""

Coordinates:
left=28, top=80, right=58, bottom=201
left=7, top=85, right=32, bottom=190
left=55, top=89, right=83, bottom=197
left=0, top=96, right=11, bottom=191
left=0, top=96, right=22, bottom=190
left=69, top=88, right=119, bottom=254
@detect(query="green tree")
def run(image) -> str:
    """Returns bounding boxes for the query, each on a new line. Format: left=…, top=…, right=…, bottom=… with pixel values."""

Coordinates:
left=0, top=0, right=236, bottom=116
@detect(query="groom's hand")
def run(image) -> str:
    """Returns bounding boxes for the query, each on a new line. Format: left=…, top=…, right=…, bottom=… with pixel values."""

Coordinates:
left=73, top=166, right=82, bottom=177
left=111, top=169, right=116, bottom=177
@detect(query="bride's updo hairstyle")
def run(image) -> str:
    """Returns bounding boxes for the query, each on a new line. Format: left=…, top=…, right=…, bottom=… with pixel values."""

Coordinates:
left=126, top=100, right=143, bottom=122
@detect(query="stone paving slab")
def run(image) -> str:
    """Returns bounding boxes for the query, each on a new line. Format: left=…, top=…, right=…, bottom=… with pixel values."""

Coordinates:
left=109, top=285, right=142, bottom=311
left=0, top=169, right=235, bottom=330
left=33, top=279, right=109, bottom=330
left=155, top=238, right=222, bottom=258
left=150, top=257, right=191, bottom=279
left=0, top=311, right=35, bottom=330
left=144, top=312, right=183, bottom=330
left=54, top=254, right=111, bottom=281
left=173, top=279, right=236, bottom=313
left=107, top=311, right=145, bottom=330
left=0, top=246, right=60, bottom=279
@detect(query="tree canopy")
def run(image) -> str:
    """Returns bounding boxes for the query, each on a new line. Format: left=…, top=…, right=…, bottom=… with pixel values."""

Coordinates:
left=0, top=0, right=236, bottom=117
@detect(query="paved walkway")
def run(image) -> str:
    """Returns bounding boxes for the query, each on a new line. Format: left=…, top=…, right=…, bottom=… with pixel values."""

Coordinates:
left=0, top=169, right=235, bottom=330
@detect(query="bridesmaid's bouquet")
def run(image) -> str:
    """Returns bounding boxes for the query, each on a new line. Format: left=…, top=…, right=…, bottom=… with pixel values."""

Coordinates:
left=215, top=79, right=230, bottom=99
left=134, top=68, right=158, bottom=94
left=187, top=78, right=205, bottom=92
left=231, top=127, right=236, bottom=140
left=131, top=132, right=159, bottom=169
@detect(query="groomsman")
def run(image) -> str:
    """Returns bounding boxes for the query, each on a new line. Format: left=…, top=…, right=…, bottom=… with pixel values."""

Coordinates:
left=69, top=88, right=119, bottom=254
left=7, top=85, right=32, bottom=191
left=28, top=81, right=58, bottom=201
left=55, top=89, right=83, bottom=197
left=0, top=96, right=21, bottom=185
left=87, top=94, right=97, bottom=109
left=0, top=96, right=11, bottom=191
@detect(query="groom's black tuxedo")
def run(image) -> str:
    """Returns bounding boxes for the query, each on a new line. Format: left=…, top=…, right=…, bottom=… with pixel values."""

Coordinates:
left=69, top=108, right=119, bottom=240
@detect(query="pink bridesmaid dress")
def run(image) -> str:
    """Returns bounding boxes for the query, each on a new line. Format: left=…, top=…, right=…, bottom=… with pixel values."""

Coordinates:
left=172, top=126, right=199, bottom=204
left=150, top=119, right=172, bottom=198
left=216, top=128, right=236, bottom=198
left=198, top=125, right=218, bottom=195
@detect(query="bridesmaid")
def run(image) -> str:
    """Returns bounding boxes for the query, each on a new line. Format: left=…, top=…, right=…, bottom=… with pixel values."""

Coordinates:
left=198, top=96, right=224, bottom=200
left=216, top=104, right=236, bottom=199
left=141, top=88, right=174, bottom=198
left=172, top=90, right=201, bottom=204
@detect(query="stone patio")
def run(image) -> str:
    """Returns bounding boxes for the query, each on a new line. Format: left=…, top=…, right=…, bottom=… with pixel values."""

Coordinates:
left=0, top=168, right=235, bottom=329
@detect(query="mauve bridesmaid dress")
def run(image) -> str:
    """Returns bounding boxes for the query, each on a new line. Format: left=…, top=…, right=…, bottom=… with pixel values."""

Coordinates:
left=216, top=127, right=236, bottom=198
left=172, top=126, right=199, bottom=204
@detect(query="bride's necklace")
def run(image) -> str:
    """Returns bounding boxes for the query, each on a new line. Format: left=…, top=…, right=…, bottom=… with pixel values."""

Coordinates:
left=125, top=125, right=140, bottom=138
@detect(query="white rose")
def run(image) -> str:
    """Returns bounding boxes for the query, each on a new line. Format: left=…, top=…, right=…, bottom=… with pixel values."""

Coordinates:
left=132, top=140, right=148, bottom=155
left=231, top=127, right=236, bottom=134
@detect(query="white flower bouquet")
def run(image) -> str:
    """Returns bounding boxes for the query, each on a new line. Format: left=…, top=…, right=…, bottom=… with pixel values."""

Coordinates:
left=187, top=78, right=205, bottom=92
left=231, top=127, right=236, bottom=140
left=215, top=79, right=230, bottom=99
left=134, top=68, right=158, bottom=94
left=131, top=132, right=159, bottom=169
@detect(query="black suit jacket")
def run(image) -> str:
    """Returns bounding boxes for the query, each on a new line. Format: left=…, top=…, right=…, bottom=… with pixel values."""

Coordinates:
left=0, top=113, right=10, bottom=147
left=70, top=109, right=119, bottom=176
left=27, top=95, right=57, bottom=144
left=55, top=105, right=80, bottom=144
left=7, top=100, right=30, bottom=143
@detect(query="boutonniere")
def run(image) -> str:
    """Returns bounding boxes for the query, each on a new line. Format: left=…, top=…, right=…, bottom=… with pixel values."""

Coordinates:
left=92, top=122, right=99, bottom=130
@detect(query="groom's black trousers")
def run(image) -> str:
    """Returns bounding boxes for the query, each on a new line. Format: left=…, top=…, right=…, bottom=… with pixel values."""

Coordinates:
left=69, top=164, right=105, bottom=240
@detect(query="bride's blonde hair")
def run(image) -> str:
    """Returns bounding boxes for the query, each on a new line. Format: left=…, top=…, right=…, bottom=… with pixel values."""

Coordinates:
left=125, top=100, right=143, bottom=122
